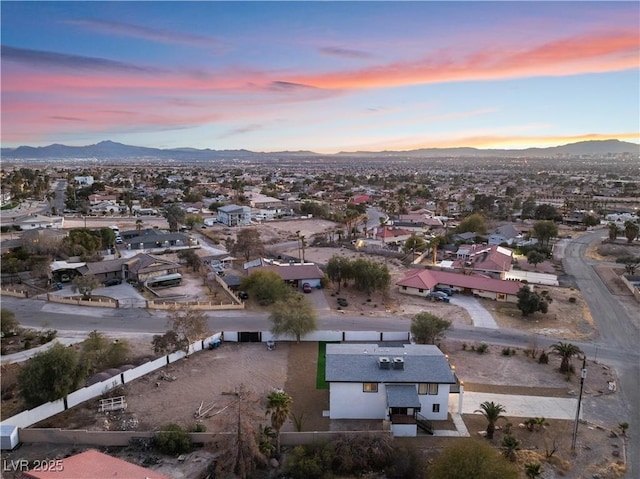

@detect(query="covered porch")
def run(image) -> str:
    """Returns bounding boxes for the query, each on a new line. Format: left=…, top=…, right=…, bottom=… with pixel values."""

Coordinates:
left=386, top=385, right=432, bottom=437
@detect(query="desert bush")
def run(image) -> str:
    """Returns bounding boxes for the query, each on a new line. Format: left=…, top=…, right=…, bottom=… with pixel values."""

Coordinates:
left=538, top=351, right=549, bottom=364
left=476, top=343, right=489, bottom=354
left=154, top=423, right=191, bottom=455
left=568, top=296, right=577, bottom=303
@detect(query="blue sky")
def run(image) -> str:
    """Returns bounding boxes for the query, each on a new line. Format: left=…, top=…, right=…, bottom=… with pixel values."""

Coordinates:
left=1, top=1, right=638, bottom=152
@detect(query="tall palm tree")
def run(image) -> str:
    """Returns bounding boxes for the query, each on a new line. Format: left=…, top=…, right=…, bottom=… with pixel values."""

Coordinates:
left=550, top=342, right=583, bottom=373
left=136, top=219, right=144, bottom=232
left=265, top=389, right=292, bottom=454
left=475, top=401, right=506, bottom=439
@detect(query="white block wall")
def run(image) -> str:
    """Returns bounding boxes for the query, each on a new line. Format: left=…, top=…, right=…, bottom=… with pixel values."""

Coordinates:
left=418, top=384, right=450, bottom=420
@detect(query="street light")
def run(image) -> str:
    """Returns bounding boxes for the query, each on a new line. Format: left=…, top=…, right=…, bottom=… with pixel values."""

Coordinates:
left=571, top=356, right=587, bottom=452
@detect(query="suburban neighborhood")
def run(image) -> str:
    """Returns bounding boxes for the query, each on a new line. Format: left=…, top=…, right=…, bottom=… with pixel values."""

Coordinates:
left=0, top=146, right=638, bottom=479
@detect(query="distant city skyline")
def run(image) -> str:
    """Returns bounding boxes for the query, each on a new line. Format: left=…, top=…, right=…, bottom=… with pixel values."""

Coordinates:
left=1, top=1, right=638, bottom=153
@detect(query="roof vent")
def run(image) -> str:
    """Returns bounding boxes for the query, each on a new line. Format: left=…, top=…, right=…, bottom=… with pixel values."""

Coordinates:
left=378, top=357, right=390, bottom=369
left=392, top=357, right=405, bottom=370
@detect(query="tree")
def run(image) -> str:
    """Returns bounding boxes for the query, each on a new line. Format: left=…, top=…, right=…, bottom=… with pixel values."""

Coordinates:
left=165, top=203, right=185, bottom=232
left=71, top=274, right=101, bottom=300
left=326, top=255, right=352, bottom=292
left=1, top=308, right=20, bottom=336
left=240, top=270, right=291, bottom=305
left=269, top=294, right=317, bottom=342
left=516, top=285, right=548, bottom=317
left=403, top=235, right=426, bottom=254
left=428, top=236, right=445, bottom=265
left=428, top=438, right=518, bottom=479
left=81, top=330, right=130, bottom=373
left=410, top=312, right=451, bottom=344
left=532, top=220, right=558, bottom=248
left=233, top=228, right=265, bottom=261
left=456, top=213, right=487, bottom=235
left=185, top=213, right=204, bottom=230
left=475, top=401, right=506, bottom=439
left=18, top=343, right=87, bottom=408
left=624, top=220, right=639, bottom=243
left=166, top=305, right=209, bottom=354
left=351, top=258, right=390, bottom=296
left=583, top=214, right=600, bottom=227
left=616, top=255, right=640, bottom=275
left=534, top=203, right=558, bottom=220
left=154, top=423, right=191, bottom=455
left=526, top=250, right=546, bottom=269
left=177, top=249, right=202, bottom=271
left=266, top=389, right=293, bottom=454
left=135, top=218, right=144, bottom=232
left=550, top=342, right=583, bottom=374
left=608, top=222, right=619, bottom=241
left=521, top=196, right=537, bottom=220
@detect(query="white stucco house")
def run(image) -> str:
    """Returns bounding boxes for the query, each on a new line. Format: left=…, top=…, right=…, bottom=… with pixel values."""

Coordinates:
left=325, top=343, right=457, bottom=436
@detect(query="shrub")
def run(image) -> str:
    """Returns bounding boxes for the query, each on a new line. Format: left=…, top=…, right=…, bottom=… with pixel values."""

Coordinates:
left=154, top=423, right=191, bottom=455
left=189, top=423, right=207, bottom=432
left=538, top=351, right=549, bottom=364
left=476, top=343, right=489, bottom=354
left=501, top=347, right=516, bottom=356
left=462, top=342, right=467, bottom=351
left=568, top=296, right=577, bottom=303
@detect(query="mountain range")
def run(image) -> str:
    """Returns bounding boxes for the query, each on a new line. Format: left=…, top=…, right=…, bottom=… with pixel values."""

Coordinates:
left=1, top=139, right=638, bottom=161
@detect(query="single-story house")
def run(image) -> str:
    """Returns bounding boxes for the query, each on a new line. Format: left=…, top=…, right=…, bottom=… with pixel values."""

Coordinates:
left=369, top=226, right=414, bottom=245
left=217, top=204, right=251, bottom=227
left=396, top=268, right=523, bottom=302
left=73, top=253, right=181, bottom=284
left=122, top=229, right=196, bottom=252
left=13, top=215, right=64, bottom=230
left=326, top=343, right=457, bottom=437
left=245, top=258, right=324, bottom=289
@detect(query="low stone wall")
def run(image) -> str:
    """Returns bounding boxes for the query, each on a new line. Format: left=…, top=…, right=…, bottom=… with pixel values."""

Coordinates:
left=47, top=294, right=119, bottom=308
left=18, top=428, right=388, bottom=447
left=620, top=275, right=640, bottom=302
left=147, top=300, right=244, bottom=311
left=0, top=288, right=29, bottom=298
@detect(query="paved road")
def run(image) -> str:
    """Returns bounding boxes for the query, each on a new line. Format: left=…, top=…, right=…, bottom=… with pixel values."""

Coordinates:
left=562, top=230, right=639, bottom=477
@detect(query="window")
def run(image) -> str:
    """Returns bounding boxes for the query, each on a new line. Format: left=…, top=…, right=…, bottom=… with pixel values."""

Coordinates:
left=432, top=404, right=440, bottom=413
left=363, top=383, right=378, bottom=393
left=418, top=288, right=424, bottom=293
left=418, top=383, right=439, bottom=395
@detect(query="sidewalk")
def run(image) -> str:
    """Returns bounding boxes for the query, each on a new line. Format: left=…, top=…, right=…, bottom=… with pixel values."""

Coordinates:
left=0, top=337, right=85, bottom=364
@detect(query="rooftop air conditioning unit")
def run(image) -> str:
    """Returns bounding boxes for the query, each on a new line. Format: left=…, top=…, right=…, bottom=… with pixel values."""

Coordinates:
left=378, top=357, right=391, bottom=369
left=392, top=357, right=405, bottom=370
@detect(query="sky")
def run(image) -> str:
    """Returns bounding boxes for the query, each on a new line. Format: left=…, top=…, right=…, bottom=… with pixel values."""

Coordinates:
left=1, top=1, right=639, bottom=154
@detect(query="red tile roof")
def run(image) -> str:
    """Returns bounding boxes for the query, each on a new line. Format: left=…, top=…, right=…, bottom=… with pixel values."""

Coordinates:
left=20, top=449, right=170, bottom=479
left=396, top=268, right=522, bottom=295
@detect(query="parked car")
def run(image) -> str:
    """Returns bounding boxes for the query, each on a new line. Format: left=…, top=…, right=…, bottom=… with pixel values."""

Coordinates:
left=302, top=283, right=312, bottom=293
left=103, top=278, right=122, bottom=287
left=428, top=291, right=450, bottom=303
left=237, top=291, right=249, bottom=300
left=434, top=286, right=454, bottom=296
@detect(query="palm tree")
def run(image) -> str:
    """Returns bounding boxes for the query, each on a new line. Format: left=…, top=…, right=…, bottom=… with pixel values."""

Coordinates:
left=265, top=389, right=292, bottom=454
left=501, top=434, right=520, bottom=461
left=475, top=401, right=506, bottom=439
left=136, top=218, right=144, bottom=232
left=550, top=342, right=583, bottom=373
left=524, top=462, right=542, bottom=478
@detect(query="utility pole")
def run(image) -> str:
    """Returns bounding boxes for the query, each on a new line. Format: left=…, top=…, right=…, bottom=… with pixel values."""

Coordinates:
left=571, top=356, right=587, bottom=452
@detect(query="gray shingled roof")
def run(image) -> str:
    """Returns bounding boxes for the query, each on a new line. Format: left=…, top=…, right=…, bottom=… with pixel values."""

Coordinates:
left=325, top=343, right=456, bottom=384
left=386, top=385, right=421, bottom=408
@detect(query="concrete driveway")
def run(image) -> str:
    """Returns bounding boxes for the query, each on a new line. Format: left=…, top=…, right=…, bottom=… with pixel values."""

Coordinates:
left=449, top=295, right=498, bottom=329
left=452, top=391, right=579, bottom=420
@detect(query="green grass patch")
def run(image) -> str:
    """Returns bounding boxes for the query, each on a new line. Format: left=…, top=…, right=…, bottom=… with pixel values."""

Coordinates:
left=0, top=202, right=19, bottom=211
left=316, top=341, right=338, bottom=389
